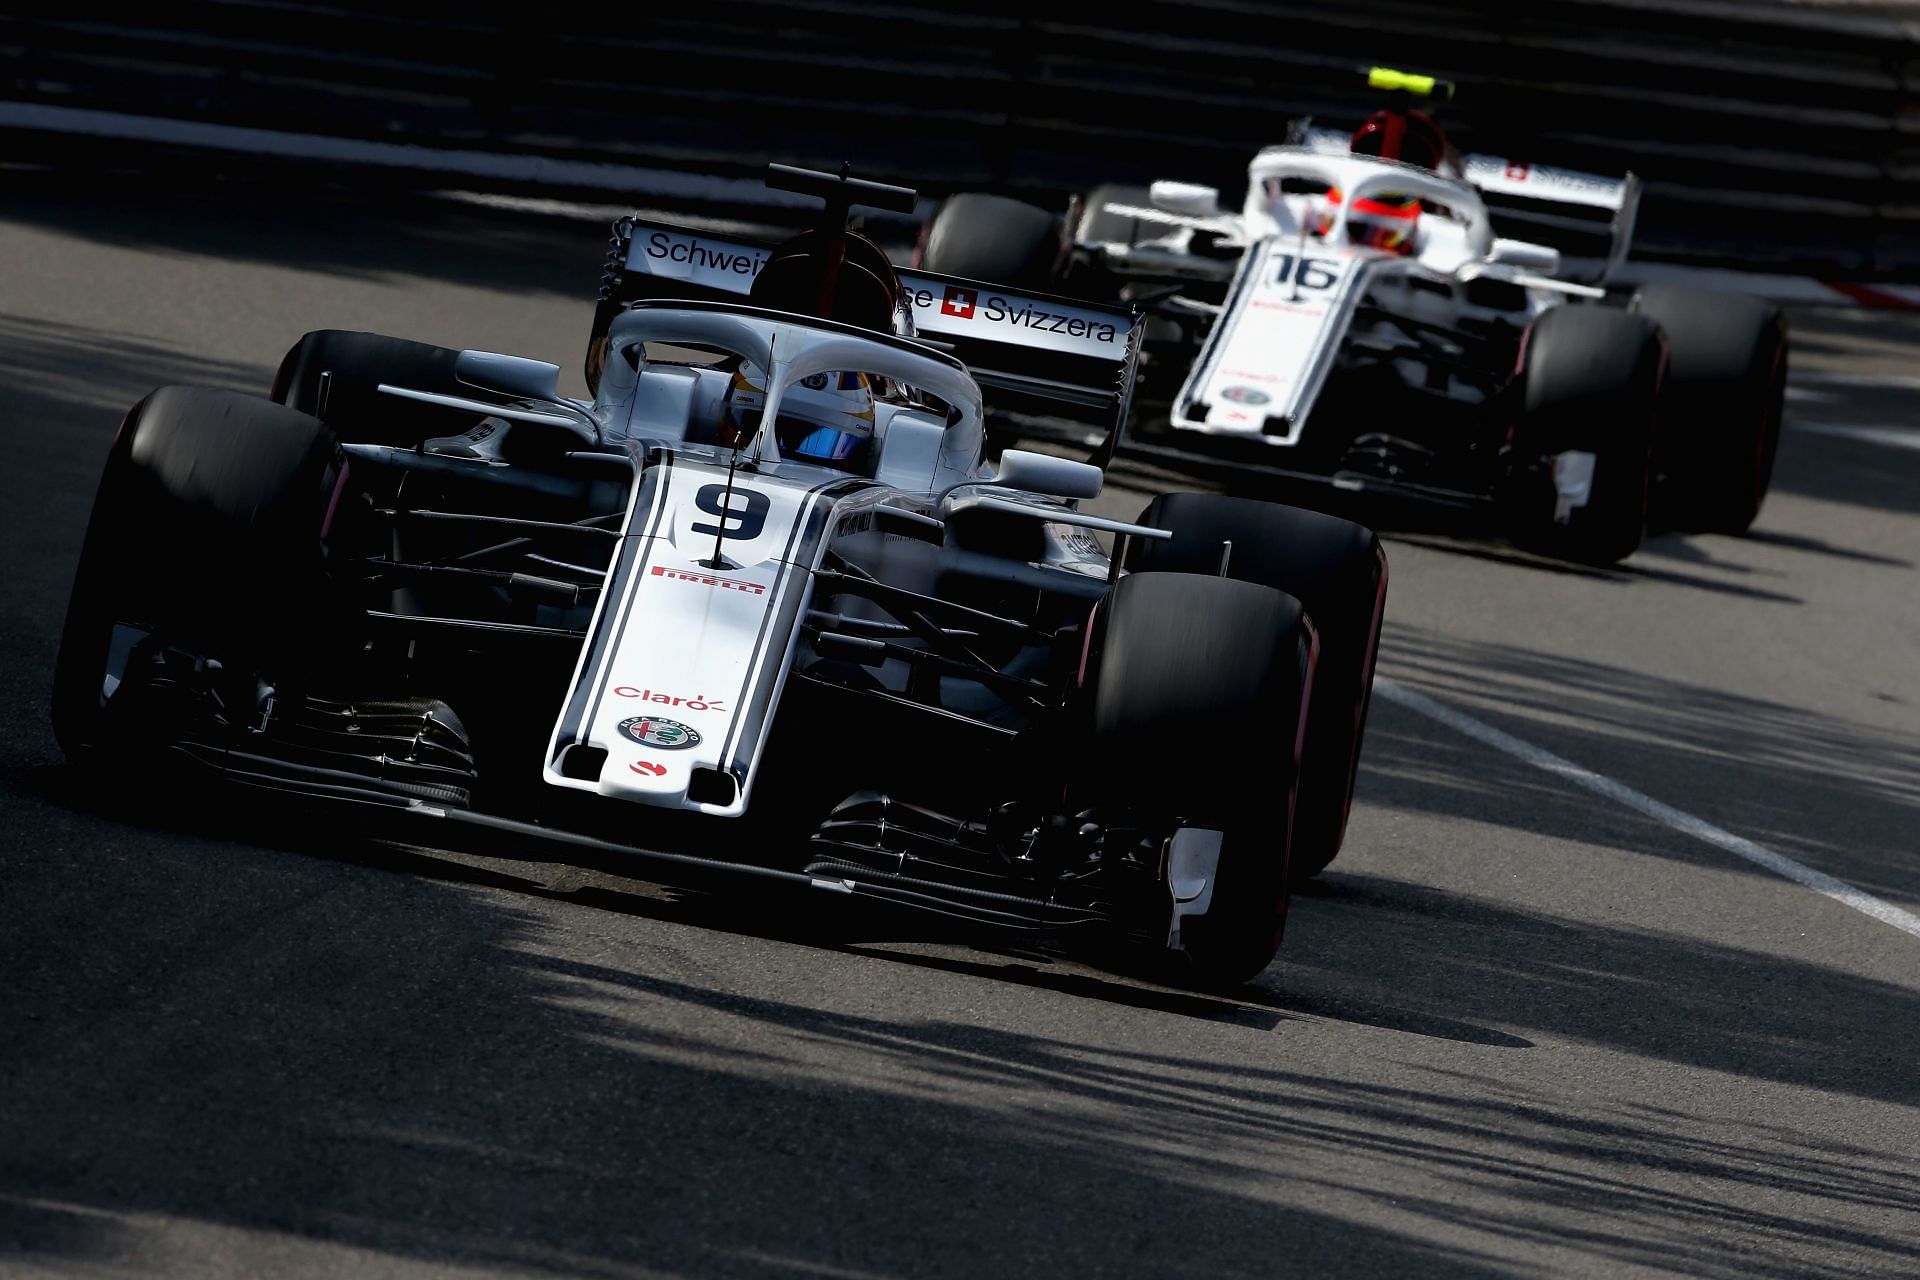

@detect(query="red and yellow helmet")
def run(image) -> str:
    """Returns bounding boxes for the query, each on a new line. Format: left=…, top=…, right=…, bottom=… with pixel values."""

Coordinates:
left=1320, top=187, right=1422, bottom=255
left=1349, top=107, right=1453, bottom=171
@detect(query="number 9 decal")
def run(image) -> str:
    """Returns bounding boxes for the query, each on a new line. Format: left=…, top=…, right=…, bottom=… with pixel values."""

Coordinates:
left=693, top=483, right=770, bottom=540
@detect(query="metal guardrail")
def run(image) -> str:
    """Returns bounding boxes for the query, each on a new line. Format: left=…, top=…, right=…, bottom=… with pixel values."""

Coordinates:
left=0, top=1, right=1914, bottom=274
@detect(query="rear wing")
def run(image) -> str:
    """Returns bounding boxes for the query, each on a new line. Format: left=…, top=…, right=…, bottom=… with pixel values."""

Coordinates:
left=1298, top=126, right=1640, bottom=285
left=590, top=217, right=1142, bottom=437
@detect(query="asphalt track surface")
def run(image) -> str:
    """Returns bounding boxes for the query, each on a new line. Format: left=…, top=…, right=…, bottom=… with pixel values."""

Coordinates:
left=2, top=170, right=1916, bottom=1279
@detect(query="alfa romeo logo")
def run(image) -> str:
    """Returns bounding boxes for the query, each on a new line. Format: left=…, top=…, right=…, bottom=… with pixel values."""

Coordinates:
left=617, top=716, right=702, bottom=751
left=1219, top=385, right=1270, bottom=405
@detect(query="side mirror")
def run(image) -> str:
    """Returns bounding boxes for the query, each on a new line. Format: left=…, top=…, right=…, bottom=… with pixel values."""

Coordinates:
left=991, top=448, right=1103, bottom=499
left=1485, top=238, right=1561, bottom=275
left=1150, top=181, right=1222, bottom=219
left=457, top=351, right=564, bottom=402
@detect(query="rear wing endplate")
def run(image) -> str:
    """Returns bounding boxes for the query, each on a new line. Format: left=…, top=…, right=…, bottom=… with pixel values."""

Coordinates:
left=591, top=218, right=1142, bottom=439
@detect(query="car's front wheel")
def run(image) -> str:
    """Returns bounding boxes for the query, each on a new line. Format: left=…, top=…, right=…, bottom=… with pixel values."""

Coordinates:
left=1127, top=493, right=1387, bottom=882
left=1505, top=304, right=1664, bottom=565
left=1079, top=571, right=1316, bottom=986
left=52, top=386, right=348, bottom=763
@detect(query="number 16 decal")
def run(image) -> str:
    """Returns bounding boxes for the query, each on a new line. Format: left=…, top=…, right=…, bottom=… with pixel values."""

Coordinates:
left=1271, top=253, right=1340, bottom=290
left=693, top=483, right=770, bottom=540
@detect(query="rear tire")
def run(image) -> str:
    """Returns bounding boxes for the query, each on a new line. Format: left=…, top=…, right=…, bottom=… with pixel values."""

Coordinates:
left=1074, top=183, right=1157, bottom=248
left=1081, top=571, right=1316, bottom=986
left=1506, top=304, right=1663, bottom=565
left=1127, top=494, right=1386, bottom=882
left=1630, top=286, right=1788, bottom=535
left=52, top=387, right=346, bottom=762
left=271, top=328, right=470, bottom=445
left=919, top=193, right=1062, bottom=288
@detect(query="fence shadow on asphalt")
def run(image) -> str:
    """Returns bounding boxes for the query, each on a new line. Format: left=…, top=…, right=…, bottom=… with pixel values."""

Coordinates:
left=0, top=167, right=611, bottom=303
left=3, top=797, right=1917, bottom=1279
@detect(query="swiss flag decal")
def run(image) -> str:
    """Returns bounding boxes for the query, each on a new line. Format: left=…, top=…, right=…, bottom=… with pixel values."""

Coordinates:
left=941, top=287, right=976, bottom=319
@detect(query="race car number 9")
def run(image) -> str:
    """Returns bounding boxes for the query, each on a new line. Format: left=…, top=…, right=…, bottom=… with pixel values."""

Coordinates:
left=1272, top=253, right=1340, bottom=290
left=693, top=483, right=770, bottom=540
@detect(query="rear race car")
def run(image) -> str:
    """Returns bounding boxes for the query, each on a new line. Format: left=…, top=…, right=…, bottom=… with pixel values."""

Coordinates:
left=919, top=69, right=1788, bottom=565
left=50, top=164, right=1389, bottom=987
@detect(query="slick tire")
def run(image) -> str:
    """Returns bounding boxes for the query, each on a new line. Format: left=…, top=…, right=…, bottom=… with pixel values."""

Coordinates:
left=52, top=386, right=346, bottom=763
left=1127, top=493, right=1387, bottom=882
left=1074, top=183, right=1157, bottom=248
left=1630, top=286, right=1788, bottom=535
left=919, top=193, right=1063, bottom=289
left=271, top=328, right=471, bottom=445
left=1507, top=304, right=1663, bottom=566
left=1081, top=571, right=1315, bottom=986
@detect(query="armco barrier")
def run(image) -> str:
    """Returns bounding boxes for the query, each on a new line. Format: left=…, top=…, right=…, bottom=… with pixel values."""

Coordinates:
left=1, top=1, right=1915, bottom=275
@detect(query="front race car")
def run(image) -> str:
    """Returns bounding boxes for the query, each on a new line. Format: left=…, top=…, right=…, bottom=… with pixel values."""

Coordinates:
left=54, top=166, right=1398, bottom=984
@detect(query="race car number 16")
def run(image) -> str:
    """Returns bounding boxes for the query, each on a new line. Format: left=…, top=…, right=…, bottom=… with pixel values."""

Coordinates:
left=1272, top=253, right=1340, bottom=290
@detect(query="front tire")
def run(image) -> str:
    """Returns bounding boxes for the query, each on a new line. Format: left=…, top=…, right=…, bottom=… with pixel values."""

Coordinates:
left=1081, top=571, right=1316, bottom=985
left=1127, top=493, right=1387, bottom=882
left=1506, top=304, right=1664, bottom=565
left=52, top=386, right=345, bottom=762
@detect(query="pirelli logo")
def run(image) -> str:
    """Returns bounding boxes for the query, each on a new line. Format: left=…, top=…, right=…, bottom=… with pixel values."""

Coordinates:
left=651, top=565, right=767, bottom=595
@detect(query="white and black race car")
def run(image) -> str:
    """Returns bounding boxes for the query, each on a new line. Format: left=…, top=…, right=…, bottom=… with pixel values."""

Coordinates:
left=51, top=165, right=1388, bottom=985
left=919, top=72, right=1789, bottom=565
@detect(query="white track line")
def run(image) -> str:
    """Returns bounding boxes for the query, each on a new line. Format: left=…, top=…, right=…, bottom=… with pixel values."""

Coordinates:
left=1375, top=679, right=1920, bottom=940
left=1791, top=422, right=1920, bottom=452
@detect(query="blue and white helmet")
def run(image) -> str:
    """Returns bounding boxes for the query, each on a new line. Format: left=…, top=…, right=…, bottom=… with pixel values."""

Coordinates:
left=722, top=363, right=877, bottom=466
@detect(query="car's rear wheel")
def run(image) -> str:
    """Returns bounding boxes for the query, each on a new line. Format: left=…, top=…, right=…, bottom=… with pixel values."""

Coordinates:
left=1126, top=493, right=1386, bottom=882
left=1079, top=571, right=1316, bottom=986
left=1630, top=285, right=1788, bottom=535
left=271, top=328, right=472, bottom=445
left=918, top=192, right=1063, bottom=288
left=1505, top=303, right=1664, bottom=565
left=1073, top=183, right=1157, bottom=249
left=52, top=386, right=347, bottom=763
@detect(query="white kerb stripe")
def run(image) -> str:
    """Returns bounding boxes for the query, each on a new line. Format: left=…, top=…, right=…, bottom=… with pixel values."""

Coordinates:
left=1375, top=679, right=1920, bottom=941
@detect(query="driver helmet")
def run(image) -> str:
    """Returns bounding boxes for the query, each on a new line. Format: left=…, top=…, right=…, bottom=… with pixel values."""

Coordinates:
left=1319, top=188, right=1421, bottom=254
left=1349, top=107, right=1454, bottom=172
left=720, top=363, right=877, bottom=469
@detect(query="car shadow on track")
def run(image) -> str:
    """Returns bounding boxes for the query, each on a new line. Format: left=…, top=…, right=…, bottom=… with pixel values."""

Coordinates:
left=6, top=764, right=1917, bottom=1279
left=12, top=755, right=1530, bottom=1049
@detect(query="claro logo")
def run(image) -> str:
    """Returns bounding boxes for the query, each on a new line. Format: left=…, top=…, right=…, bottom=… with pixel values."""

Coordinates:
left=614, top=687, right=728, bottom=712
left=642, top=231, right=767, bottom=277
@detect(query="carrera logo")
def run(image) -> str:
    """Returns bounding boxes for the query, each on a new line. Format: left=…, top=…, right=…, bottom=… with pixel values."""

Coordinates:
left=613, top=687, right=729, bottom=713
left=651, top=565, right=767, bottom=595
left=941, top=287, right=976, bottom=319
